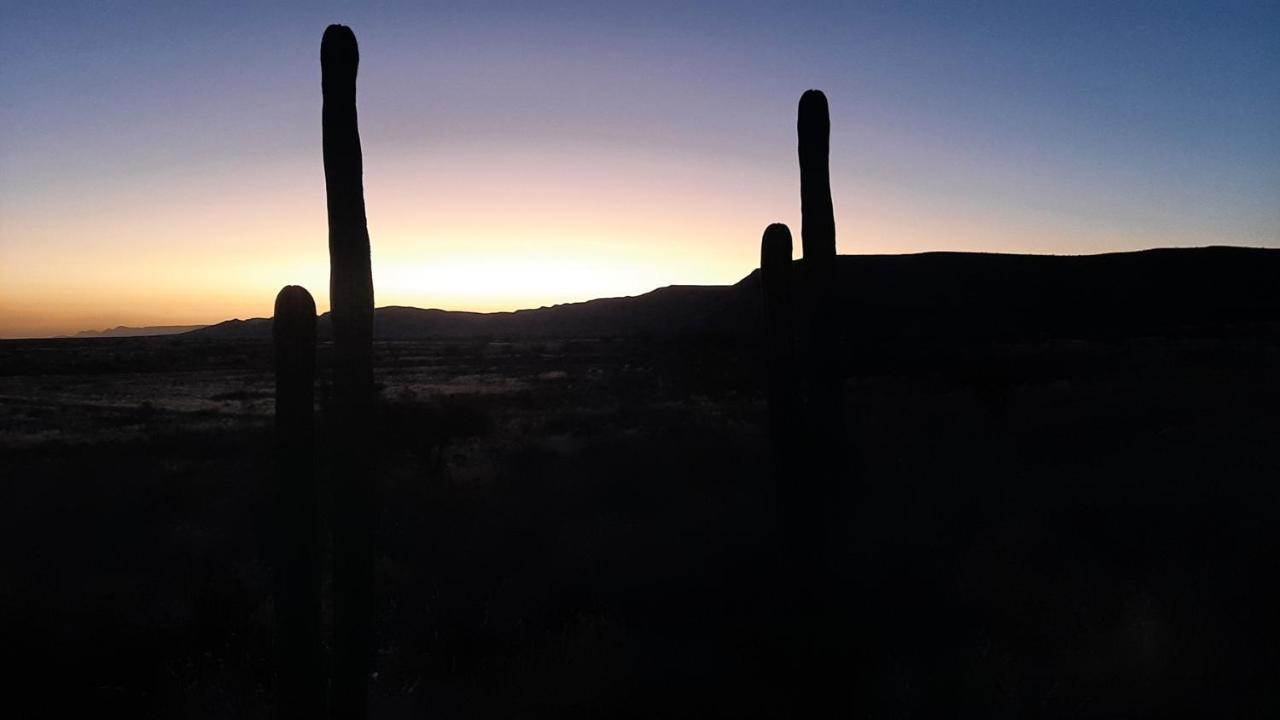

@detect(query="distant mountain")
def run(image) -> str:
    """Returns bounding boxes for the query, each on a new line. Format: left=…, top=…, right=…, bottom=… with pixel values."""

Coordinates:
left=187, top=285, right=734, bottom=340
left=72, top=325, right=208, bottom=338
left=185, top=247, right=1280, bottom=341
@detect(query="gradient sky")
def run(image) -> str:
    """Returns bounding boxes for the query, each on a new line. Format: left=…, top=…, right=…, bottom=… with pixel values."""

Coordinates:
left=2, top=1, right=1277, bottom=337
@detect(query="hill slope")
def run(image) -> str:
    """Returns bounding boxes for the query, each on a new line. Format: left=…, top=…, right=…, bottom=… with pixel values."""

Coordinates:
left=71, top=325, right=209, bottom=338
left=186, top=247, right=1280, bottom=341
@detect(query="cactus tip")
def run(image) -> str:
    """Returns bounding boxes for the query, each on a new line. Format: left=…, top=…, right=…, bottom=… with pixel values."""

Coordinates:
left=274, top=285, right=317, bottom=319
left=321, top=24, right=359, bottom=69
left=800, top=88, right=827, bottom=105
left=798, top=90, right=829, bottom=129
left=763, top=223, right=793, bottom=248
left=762, top=223, right=793, bottom=262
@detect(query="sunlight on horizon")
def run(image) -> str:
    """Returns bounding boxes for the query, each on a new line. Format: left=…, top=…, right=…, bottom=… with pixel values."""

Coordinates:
left=375, top=254, right=687, bottom=307
left=2, top=3, right=1277, bottom=337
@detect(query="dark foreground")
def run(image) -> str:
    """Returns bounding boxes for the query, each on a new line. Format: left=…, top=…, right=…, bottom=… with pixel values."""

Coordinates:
left=2, top=331, right=1277, bottom=717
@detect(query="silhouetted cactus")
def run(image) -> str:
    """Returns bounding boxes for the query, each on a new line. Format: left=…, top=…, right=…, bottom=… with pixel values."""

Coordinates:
left=322, top=23, right=375, bottom=719
left=798, top=90, right=835, bottom=265
left=322, top=24, right=374, bottom=394
left=272, top=285, right=321, bottom=720
left=797, top=89, right=844, bottom=480
left=761, top=227, right=796, bottom=464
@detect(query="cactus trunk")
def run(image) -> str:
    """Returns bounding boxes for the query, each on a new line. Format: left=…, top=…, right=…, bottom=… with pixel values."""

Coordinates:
left=760, top=223, right=800, bottom=546
left=796, top=89, right=844, bottom=563
left=322, top=24, right=374, bottom=399
left=272, top=285, right=321, bottom=720
left=321, top=23, right=375, bottom=719
left=797, top=89, right=844, bottom=462
left=798, top=90, right=835, bottom=265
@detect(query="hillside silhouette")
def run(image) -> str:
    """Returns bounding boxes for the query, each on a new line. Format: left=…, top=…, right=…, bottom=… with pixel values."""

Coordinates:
left=188, top=246, right=1280, bottom=342
left=70, top=324, right=208, bottom=338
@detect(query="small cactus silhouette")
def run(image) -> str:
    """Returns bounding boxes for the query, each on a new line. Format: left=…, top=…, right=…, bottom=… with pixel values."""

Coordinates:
left=272, top=285, right=321, bottom=720
left=322, top=23, right=376, bottom=719
left=760, top=223, right=802, bottom=548
left=761, top=223, right=797, bottom=442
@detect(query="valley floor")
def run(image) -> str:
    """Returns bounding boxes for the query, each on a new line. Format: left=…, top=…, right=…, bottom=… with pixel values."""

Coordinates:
left=1, top=334, right=1277, bottom=717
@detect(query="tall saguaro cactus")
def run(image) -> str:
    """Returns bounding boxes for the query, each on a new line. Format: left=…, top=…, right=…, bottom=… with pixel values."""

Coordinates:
left=797, top=90, right=844, bottom=482
left=272, top=285, right=321, bottom=720
left=322, top=24, right=374, bottom=393
left=322, top=23, right=376, bottom=719
left=798, top=90, right=835, bottom=265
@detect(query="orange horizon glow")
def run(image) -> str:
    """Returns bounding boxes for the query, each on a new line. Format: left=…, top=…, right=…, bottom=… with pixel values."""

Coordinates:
left=0, top=157, right=1261, bottom=339
left=4, top=6, right=1277, bottom=339
left=2, top=136, right=1271, bottom=338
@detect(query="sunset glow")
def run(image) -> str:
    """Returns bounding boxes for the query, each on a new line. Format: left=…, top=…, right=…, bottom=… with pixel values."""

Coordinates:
left=2, top=2, right=1277, bottom=337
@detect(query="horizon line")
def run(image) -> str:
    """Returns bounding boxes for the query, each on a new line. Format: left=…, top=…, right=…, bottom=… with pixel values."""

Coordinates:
left=3, top=243, right=1274, bottom=341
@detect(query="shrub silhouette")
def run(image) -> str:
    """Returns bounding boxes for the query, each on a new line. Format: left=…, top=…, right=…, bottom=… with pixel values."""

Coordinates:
left=321, top=23, right=376, bottom=719
left=271, top=285, right=321, bottom=720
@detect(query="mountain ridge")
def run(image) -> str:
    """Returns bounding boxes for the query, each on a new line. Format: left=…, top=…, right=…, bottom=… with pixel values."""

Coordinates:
left=184, top=247, right=1280, bottom=341
left=68, top=324, right=209, bottom=338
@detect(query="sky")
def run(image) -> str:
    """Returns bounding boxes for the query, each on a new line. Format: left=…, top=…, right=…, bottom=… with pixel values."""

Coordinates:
left=1, top=1, right=1277, bottom=338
